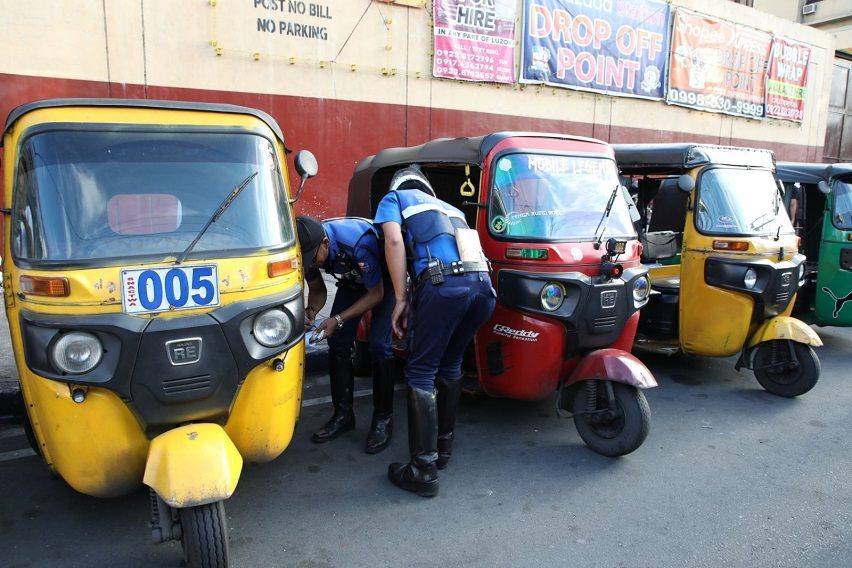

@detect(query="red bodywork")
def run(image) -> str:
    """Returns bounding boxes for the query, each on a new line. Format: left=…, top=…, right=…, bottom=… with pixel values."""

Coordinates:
left=473, top=136, right=651, bottom=400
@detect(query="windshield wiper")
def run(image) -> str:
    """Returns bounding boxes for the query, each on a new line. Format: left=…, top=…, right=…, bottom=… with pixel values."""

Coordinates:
left=176, top=171, right=259, bottom=265
left=750, top=211, right=775, bottom=231
left=593, top=185, right=620, bottom=249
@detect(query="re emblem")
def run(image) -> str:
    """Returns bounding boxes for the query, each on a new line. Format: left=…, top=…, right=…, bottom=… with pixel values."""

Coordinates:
left=165, top=338, right=203, bottom=366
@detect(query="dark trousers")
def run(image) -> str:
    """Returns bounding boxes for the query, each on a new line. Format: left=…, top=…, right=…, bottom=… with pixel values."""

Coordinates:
left=326, top=278, right=395, bottom=360
left=406, top=272, right=496, bottom=390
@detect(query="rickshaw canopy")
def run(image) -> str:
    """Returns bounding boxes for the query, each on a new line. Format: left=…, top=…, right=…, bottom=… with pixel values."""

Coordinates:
left=2, top=98, right=286, bottom=145
left=776, top=162, right=852, bottom=184
left=347, top=131, right=609, bottom=216
left=614, top=143, right=775, bottom=174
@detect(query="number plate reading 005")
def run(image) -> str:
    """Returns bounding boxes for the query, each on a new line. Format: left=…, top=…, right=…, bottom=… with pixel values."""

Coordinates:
left=122, top=265, right=219, bottom=314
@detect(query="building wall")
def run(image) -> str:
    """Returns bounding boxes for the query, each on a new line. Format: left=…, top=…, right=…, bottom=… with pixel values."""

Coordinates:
left=0, top=0, right=836, bottom=219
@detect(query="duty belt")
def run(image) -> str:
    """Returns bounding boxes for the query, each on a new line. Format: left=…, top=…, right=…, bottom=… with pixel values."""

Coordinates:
left=414, top=260, right=490, bottom=289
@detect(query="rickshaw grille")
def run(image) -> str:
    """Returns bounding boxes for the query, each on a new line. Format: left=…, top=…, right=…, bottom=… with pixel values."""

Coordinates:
left=593, top=315, right=618, bottom=330
left=775, top=291, right=791, bottom=306
left=162, top=375, right=213, bottom=397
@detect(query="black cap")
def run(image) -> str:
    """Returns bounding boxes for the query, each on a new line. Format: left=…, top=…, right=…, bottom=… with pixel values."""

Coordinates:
left=296, top=216, right=326, bottom=273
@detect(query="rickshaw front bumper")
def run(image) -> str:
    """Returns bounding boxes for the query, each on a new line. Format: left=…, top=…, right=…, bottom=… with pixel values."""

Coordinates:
left=704, top=254, right=806, bottom=318
left=17, top=288, right=304, bottom=431
left=497, top=266, right=649, bottom=351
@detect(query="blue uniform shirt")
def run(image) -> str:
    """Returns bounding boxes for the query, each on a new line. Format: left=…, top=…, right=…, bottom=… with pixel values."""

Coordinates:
left=308, top=218, right=383, bottom=288
left=374, top=190, right=465, bottom=277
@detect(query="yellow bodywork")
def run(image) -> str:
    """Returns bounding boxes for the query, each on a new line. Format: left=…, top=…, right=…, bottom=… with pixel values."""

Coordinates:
left=747, top=316, right=823, bottom=349
left=143, top=424, right=243, bottom=508
left=647, top=166, right=809, bottom=357
left=226, top=339, right=304, bottom=462
left=2, top=104, right=305, bottom=501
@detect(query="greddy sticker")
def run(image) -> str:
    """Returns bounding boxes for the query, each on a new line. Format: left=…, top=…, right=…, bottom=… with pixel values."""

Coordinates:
left=493, top=323, right=540, bottom=341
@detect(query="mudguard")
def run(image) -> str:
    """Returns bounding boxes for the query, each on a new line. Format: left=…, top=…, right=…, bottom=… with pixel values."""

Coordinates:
left=143, top=423, right=243, bottom=508
left=565, top=348, right=657, bottom=389
left=747, top=316, right=823, bottom=349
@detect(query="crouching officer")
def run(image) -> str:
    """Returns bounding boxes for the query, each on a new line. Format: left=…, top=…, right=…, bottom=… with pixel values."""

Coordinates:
left=375, top=166, right=496, bottom=497
left=296, top=216, right=397, bottom=454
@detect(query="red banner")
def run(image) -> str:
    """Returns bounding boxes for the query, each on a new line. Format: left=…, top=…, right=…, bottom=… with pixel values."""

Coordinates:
left=766, top=38, right=811, bottom=122
left=667, top=10, right=772, bottom=119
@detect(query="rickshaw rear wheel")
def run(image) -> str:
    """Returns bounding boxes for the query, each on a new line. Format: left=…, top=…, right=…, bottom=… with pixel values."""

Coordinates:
left=572, top=381, right=650, bottom=457
left=753, top=340, right=820, bottom=398
left=180, top=501, right=229, bottom=568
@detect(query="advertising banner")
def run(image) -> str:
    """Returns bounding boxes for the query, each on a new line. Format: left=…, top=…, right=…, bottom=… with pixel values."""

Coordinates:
left=432, top=0, right=516, bottom=84
left=520, top=0, right=671, bottom=100
left=667, top=9, right=772, bottom=119
left=766, top=38, right=811, bottom=122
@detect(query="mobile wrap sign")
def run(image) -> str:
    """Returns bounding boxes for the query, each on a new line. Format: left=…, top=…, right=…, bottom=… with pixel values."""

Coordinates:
left=432, top=0, right=517, bottom=84
left=520, top=0, right=671, bottom=100
left=667, top=9, right=772, bottom=119
left=765, top=38, right=811, bottom=122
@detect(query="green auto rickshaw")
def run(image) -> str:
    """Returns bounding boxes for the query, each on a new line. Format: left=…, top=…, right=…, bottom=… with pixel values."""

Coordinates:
left=777, top=162, right=852, bottom=326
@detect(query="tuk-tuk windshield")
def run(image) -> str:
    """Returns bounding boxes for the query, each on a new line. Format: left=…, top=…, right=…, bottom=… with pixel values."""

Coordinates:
left=696, top=168, right=794, bottom=236
left=12, top=129, right=294, bottom=265
left=489, top=153, right=634, bottom=240
left=833, top=180, right=852, bottom=230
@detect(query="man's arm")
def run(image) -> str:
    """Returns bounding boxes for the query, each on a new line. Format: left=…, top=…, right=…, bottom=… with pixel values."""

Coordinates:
left=382, top=221, right=409, bottom=336
left=305, top=275, right=327, bottom=325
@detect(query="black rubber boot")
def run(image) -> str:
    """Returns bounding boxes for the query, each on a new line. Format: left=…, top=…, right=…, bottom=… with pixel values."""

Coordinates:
left=311, top=355, right=355, bottom=443
left=365, top=357, right=396, bottom=454
left=388, top=387, right=439, bottom=497
left=436, top=375, right=462, bottom=470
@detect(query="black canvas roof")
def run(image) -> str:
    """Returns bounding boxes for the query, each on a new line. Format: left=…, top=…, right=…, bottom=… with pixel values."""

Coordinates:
left=347, top=131, right=608, bottom=217
left=776, top=162, right=852, bottom=184
left=614, top=143, right=775, bottom=173
left=3, top=98, right=286, bottom=143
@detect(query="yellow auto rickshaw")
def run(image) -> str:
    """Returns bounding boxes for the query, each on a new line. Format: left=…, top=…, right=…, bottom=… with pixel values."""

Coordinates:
left=1, top=98, right=316, bottom=567
left=615, top=144, right=822, bottom=397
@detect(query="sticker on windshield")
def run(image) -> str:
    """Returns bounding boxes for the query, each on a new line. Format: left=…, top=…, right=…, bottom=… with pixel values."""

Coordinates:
left=491, top=215, right=507, bottom=233
left=122, top=265, right=219, bottom=314
left=498, top=158, right=513, bottom=172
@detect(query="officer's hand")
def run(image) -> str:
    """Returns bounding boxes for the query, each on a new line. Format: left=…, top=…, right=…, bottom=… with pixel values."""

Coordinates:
left=304, top=307, right=317, bottom=328
left=391, top=299, right=408, bottom=338
left=317, top=317, right=338, bottom=339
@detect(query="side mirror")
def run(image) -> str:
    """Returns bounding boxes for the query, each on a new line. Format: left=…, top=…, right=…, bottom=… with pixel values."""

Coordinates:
left=818, top=180, right=831, bottom=195
left=290, top=150, right=318, bottom=203
left=677, top=174, right=695, bottom=193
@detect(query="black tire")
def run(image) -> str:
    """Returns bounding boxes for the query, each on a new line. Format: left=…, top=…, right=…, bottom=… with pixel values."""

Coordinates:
left=754, top=340, right=820, bottom=398
left=179, top=501, right=229, bottom=568
left=352, top=340, right=372, bottom=377
left=573, top=381, right=651, bottom=457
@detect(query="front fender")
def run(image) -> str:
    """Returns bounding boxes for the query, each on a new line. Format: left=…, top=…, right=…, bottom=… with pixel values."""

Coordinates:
left=747, top=316, right=823, bottom=349
left=143, top=424, right=243, bottom=508
left=566, top=348, right=657, bottom=389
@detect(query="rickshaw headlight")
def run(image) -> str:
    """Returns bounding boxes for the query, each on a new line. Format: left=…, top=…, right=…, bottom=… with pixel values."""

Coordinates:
left=744, top=268, right=758, bottom=290
left=51, top=332, right=103, bottom=375
left=632, top=276, right=650, bottom=304
left=540, top=283, right=565, bottom=312
left=253, top=308, right=292, bottom=348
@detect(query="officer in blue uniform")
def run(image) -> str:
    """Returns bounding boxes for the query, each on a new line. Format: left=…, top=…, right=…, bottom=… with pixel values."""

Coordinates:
left=374, top=166, right=496, bottom=497
left=296, top=216, right=396, bottom=454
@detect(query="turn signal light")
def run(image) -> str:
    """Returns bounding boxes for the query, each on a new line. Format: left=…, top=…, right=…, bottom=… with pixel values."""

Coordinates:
left=506, top=248, right=549, bottom=260
left=268, top=257, right=299, bottom=278
left=20, top=275, right=69, bottom=297
left=713, top=240, right=749, bottom=251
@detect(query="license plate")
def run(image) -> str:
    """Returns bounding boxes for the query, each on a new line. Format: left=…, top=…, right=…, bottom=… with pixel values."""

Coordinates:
left=122, top=265, right=219, bottom=314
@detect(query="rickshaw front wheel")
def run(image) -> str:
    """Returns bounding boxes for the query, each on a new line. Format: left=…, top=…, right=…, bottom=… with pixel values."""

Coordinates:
left=753, top=340, right=820, bottom=398
left=572, top=381, right=651, bottom=457
left=180, top=500, right=229, bottom=568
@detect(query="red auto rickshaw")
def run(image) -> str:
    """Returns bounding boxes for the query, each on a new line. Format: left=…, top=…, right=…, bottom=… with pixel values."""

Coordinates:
left=347, top=132, right=657, bottom=456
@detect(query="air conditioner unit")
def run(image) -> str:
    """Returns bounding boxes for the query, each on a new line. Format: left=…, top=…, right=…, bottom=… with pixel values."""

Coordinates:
left=802, top=3, right=818, bottom=16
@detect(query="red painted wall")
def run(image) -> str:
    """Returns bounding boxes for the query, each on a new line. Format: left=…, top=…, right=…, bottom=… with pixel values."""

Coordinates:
left=0, top=72, right=823, bottom=254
